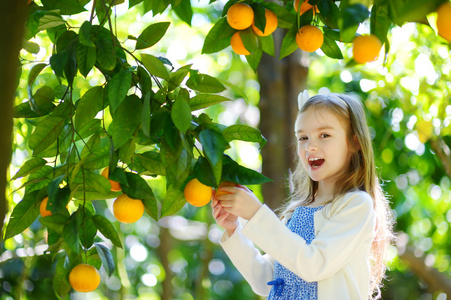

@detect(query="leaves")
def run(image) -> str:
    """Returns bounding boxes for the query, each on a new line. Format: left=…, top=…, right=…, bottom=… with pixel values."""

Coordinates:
left=92, top=215, right=123, bottom=248
left=111, top=95, right=142, bottom=149
left=4, top=191, right=40, bottom=240
left=136, top=22, right=170, bottom=50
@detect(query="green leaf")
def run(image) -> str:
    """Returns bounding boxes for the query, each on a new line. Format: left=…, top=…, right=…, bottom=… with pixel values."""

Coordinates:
left=4, top=191, right=40, bottom=240
left=215, top=78, right=249, bottom=103
left=245, top=47, right=263, bottom=72
left=186, top=73, right=226, bottom=93
left=29, top=116, right=67, bottom=156
left=79, top=21, right=95, bottom=47
left=222, top=155, right=273, bottom=185
left=119, top=138, right=135, bottom=165
left=92, top=215, right=123, bottom=248
left=189, top=94, right=231, bottom=111
left=22, top=39, right=40, bottom=54
left=75, top=86, right=104, bottom=131
left=222, top=125, right=267, bottom=148
left=135, top=22, right=170, bottom=50
left=262, top=2, right=295, bottom=29
left=160, top=184, right=186, bottom=218
left=50, top=51, right=69, bottom=78
left=194, top=156, right=217, bottom=188
left=173, top=0, right=192, bottom=26
left=121, top=172, right=158, bottom=220
left=39, top=214, right=68, bottom=235
left=95, top=243, right=115, bottom=277
left=77, top=43, right=97, bottom=78
left=261, top=34, right=275, bottom=57
left=63, top=213, right=79, bottom=254
left=93, top=26, right=117, bottom=71
left=340, top=4, right=369, bottom=42
left=108, top=69, right=132, bottom=113
left=141, top=54, right=170, bottom=80
left=280, top=25, right=299, bottom=60
left=133, top=151, right=166, bottom=176
left=370, top=1, right=391, bottom=44
left=41, top=0, right=89, bottom=15
left=37, top=14, right=66, bottom=31
left=53, top=257, right=71, bottom=299
left=171, top=96, right=192, bottom=133
left=111, top=95, right=142, bottom=149
left=28, top=63, right=48, bottom=88
left=78, top=212, right=97, bottom=249
left=321, top=34, right=344, bottom=59
left=12, top=158, right=47, bottom=180
left=165, top=148, right=191, bottom=189
left=202, top=17, right=235, bottom=54
left=20, top=165, right=53, bottom=193
left=168, top=65, right=191, bottom=91
left=388, top=0, right=438, bottom=26
left=199, top=129, right=228, bottom=185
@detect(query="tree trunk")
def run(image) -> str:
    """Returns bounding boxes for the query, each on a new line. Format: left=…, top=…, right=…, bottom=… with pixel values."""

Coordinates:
left=257, top=48, right=308, bottom=211
left=0, top=0, right=28, bottom=239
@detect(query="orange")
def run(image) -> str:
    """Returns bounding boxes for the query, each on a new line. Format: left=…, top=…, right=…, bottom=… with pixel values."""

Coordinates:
left=252, top=9, right=278, bottom=36
left=293, top=0, right=319, bottom=16
left=437, top=2, right=451, bottom=42
left=184, top=178, right=213, bottom=207
left=227, top=3, right=254, bottom=30
left=295, top=25, right=324, bottom=52
left=69, top=264, right=101, bottom=293
left=40, top=197, right=52, bottom=217
left=113, top=194, right=145, bottom=223
left=230, top=31, right=251, bottom=55
left=101, top=167, right=121, bottom=192
left=352, top=34, right=382, bottom=64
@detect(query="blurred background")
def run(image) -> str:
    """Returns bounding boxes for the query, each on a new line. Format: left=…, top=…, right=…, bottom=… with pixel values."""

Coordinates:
left=1, top=0, right=450, bottom=299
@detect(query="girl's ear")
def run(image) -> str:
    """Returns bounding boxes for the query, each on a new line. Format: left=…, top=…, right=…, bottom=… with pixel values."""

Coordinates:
left=353, top=134, right=361, bottom=152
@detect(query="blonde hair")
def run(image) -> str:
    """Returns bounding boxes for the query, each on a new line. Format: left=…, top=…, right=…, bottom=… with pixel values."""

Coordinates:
left=281, top=93, right=394, bottom=299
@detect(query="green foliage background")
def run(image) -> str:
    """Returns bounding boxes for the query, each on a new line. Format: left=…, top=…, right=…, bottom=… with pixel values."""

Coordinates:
left=1, top=0, right=451, bottom=299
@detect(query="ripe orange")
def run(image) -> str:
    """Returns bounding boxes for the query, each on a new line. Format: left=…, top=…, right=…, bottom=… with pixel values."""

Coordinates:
left=40, top=197, right=52, bottom=217
left=184, top=178, right=213, bottom=207
left=293, top=0, right=318, bottom=16
left=227, top=3, right=254, bottom=30
left=295, top=25, right=324, bottom=52
left=101, top=167, right=121, bottom=192
left=113, top=194, right=145, bottom=223
left=69, top=263, right=101, bottom=293
left=230, top=31, right=251, bottom=55
left=352, top=34, right=382, bottom=64
left=252, top=9, right=278, bottom=36
left=437, top=2, right=451, bottom=42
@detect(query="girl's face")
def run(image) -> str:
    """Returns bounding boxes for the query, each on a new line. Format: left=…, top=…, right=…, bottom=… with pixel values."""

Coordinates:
left=295, top=107, right=355, bottom=189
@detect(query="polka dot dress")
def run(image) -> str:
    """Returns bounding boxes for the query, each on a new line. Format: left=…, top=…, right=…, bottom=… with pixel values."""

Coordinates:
left=267, top=206, right=323, bottom=300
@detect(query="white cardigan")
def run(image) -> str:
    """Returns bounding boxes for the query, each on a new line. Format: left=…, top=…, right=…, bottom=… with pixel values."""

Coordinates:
left=220, top=190, right=376, bottom=300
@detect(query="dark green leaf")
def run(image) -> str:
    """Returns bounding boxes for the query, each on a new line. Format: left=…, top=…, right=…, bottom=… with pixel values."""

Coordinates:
left=41, top=0, right=89, bottom=15
left=77, top=43, right=97, bottom=78
left=79, top=21, right=95, bottom=47
left=321, top=34, right=344, bottom=59
left=171, top=96, right=192, bottom=133
left=186, top=73, right=226, bottom=93
left=202, top=17, right=235, bottom=54
left=108, top=70, right=132, bottom=113
left=261, top=2, right=295, bottom=29
left=78, top=212, right=97, bottom=249
left=50, top=51, right=69, bottom=78
left=92, top=215, right=123, bottom=248
left=121, top=172, right=158, bottom=220
left=53, top=257, right=71, bottom=299
left=39, top=214, right=68, bottom=235
left=63, top=213, right=79, bottom=254
left=189, top=94, right=231, bottom=111
left=222, top=155, right=273, bottom=185
left=4, top=191, right=40, bottom=240
left=133, top=151, right=166, bottom=176
left=141, top=54, right=170, bottom=80
left=199, top=129, right=228, bottom=185
left=280, top=24, right=299, bottom=60
left=93, top=26, right=117, bottom=71
left=37, top=14, right=66, bottom=31
left=340, top=4, right=369, bottom=42
left=173, top=0, right=192, bottom=26
left=95, top=243, right=115, bottom=277
left=371, top=1, right=391, bottom=44
left=118, top=138, right=135, bottom=165
left=12, top=158, right=47, bottom=180
left=135, top=22, right=170, bottom=50
left=111, top=95, right=142, bottom=149
left=261, top=34, right=275, bottom=56
left=28, top=63, right=48, bottom=87
left=75, top=86, right=104, bottom=131
left=194, top=156, right=217, bottom=188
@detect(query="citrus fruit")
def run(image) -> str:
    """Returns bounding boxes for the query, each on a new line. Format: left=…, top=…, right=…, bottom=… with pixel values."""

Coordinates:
left=113, top=194, right=145, bottom=223
left=69, top=263, right=101, bottom=293
left=40, top=197, right=52, bottom=217
left=227, top=3, right=254, bottom=30
left=295, top=25, right=324, bottom=52
left=230, top=31, right=251, bottom=55
left=437, top=2, right=451, bottom=42
left=352, top=34, right=382, bottom=64
left=101, top=167, right=121, bottom=192
left=184, top=178, right=213, bottom=207
left=251, top=9, right=278, bottom=36
left=293, top=0, right=318, bottom=16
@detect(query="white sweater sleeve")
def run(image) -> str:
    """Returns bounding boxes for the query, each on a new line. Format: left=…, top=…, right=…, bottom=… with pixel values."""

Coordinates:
left=220, top=222, right=275, bottom=296
left=241, top=192, right=376, bottom=282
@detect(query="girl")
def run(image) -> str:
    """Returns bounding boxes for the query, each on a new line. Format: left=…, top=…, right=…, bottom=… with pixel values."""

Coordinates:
left=212, top=92, right=394, bottom=300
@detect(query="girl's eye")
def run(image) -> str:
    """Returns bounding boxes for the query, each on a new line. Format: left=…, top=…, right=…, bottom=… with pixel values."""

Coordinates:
left=320, top=134, right=330, bottom=138
left=298, top=136, right=308, bottom=141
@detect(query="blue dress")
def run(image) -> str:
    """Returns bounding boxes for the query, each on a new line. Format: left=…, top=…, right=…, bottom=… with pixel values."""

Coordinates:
left=267, top=206, right=323, bottom=300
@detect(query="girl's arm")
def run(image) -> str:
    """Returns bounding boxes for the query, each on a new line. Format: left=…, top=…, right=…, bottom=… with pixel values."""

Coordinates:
left=238, top=191, right=376, bottom=282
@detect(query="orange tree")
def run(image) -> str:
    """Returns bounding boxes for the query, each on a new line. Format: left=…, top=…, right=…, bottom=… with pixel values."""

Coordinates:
left=2, top=0, right=451, bottom=298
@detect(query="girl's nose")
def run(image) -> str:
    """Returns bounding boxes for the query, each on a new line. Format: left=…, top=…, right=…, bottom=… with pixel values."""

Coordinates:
left=306, top=139, right=319, bottom=151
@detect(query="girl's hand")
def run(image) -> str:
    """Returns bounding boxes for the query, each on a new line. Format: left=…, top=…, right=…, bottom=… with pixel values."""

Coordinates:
left=212, top=195, right=238, bottom=236
left=215, top=185, right=262, bottom=221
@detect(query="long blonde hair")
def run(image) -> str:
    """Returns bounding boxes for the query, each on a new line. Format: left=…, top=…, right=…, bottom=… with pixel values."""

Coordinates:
left=281, top=93, right=394, bottom=299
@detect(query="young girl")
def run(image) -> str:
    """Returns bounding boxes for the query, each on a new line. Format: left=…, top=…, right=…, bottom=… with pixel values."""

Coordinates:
left=212, top=92, right=394, bottom=299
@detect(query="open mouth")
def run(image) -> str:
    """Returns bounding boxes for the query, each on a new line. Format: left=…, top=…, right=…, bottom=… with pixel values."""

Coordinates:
left=309, top=157, right=325, bottom=168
